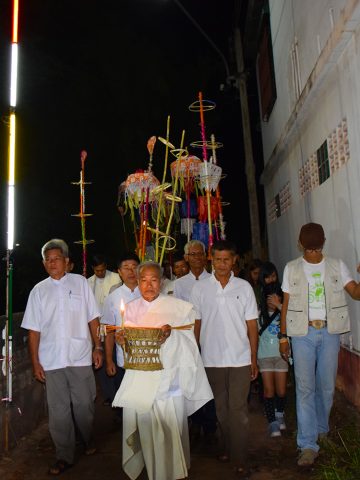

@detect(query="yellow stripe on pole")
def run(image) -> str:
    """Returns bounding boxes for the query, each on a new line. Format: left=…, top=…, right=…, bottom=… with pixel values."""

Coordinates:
left=12, top=0, right=19, bottom=43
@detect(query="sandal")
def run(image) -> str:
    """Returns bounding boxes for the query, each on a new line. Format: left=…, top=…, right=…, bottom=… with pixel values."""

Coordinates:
left=48, top=459, right=73, bottom=476
left=234, top=466, right=251, bottom=478
left=85, top=445, right=97, bottom=456
left=217, top=454, right=230, bottom=463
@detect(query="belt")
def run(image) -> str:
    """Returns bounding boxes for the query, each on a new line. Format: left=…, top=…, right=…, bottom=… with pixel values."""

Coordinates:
left=309, top=320, right=327, bottom=329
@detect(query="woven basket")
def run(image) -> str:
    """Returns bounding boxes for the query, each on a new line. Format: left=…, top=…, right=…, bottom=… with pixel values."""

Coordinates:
left=123, top=327, right=163, bottom=371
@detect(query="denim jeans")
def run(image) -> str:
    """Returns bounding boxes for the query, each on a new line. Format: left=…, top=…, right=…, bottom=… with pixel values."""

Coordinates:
left=291, top=327, right=340, bottom=452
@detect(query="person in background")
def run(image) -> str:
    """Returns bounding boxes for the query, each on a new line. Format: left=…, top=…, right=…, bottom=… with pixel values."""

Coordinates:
left=88, top=254, right=120, bottom=406
left=102, top=252, right=141, bottom=404
left=245, top=258, right=263, bottom=307
left=174, top=240, right=211, bottom=301
left=21, top=239, right=102, bottom=475
left=280, top=223, right=360, bottom=467
left=173, top=240, right=216, bottom=443
left=232, top=254, right=244, bottom=278
left=257, top=262, right=287, bottom=438
left=87, top=254, right=119, bottom=313
left=172, top=253, right=190, bottom=279
left=161, top=253, right=190, bottom=295
left=66, top=255, right=75, bottom=273
left=191, top=240, right=258, bottom=478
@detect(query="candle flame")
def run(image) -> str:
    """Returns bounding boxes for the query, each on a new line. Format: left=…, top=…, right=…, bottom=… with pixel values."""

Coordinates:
left=120, top=298, right=125, bottom=313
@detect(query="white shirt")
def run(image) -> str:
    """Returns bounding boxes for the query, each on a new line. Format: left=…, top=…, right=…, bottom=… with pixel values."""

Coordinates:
left=161, top=278, right=175, bottom=295
left=87, top=270, right=119, bottom=314
left=113, top=294, right=213, bottom=415
left=190, top=273, right=258, bottom=367
left=282, top=257, right=353, bottom=321
left=101, top=284, right=141, bottom=366
left=173, top=269, right=211, bottom=302
left=21, top=273, right=100, bottom=371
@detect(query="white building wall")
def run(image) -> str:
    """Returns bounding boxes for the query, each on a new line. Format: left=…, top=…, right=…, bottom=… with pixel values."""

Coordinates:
left=261, top=0, right=360, bottom=351
left=263, top=0, right=348, bottom=162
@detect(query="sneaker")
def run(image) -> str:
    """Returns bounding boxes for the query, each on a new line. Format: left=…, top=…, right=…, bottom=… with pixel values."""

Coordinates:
left=269, top=420, right=281, bottom=437
left=297, top=448, right=318, bottom=466
left=275, top=411, right=286, bottom=431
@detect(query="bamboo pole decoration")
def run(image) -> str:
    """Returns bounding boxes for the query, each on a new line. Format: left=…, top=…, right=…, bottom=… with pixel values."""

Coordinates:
left=159, top=130, right=185, bottom=266
left=155, top=116, right=171, bottom=262
left=141, top=187, right=150, bottom=261
left=211, top=133, right=226, bottom=240
left=198, top=92, right=213, bottom=252
left=138, top=200, right=144, bottom=260
left=71, top=150, right=94, bottom=277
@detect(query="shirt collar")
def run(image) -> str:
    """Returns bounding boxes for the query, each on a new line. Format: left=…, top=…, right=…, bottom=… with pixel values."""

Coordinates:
left=50, top=272, right=68, bottom=285
left=121, top=284, right=139, bottom=294
left=189, top=269, right=208, bottom=280
left=211, top=270, right=234, bottom=285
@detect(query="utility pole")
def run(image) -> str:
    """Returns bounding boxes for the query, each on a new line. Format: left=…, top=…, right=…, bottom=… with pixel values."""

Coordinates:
left=234, top=27, right=262, bottom=258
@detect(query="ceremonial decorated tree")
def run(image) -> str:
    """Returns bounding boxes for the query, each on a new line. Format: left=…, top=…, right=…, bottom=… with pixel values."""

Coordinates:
left=117, top=94, right=228, bottom=265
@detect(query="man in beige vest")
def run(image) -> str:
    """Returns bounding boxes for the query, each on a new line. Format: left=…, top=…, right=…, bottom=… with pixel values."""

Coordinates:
left=279, top=223, right=360, bottom=467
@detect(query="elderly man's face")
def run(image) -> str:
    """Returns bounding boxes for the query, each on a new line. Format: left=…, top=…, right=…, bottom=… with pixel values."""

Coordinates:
left=138, top=266, right=161, bottom=302
left=185, top=244, right=206, bottom=271
left=43, top=248, right=68, bottom=280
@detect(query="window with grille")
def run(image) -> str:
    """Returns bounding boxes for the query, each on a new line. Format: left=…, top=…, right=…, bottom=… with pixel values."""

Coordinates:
left=317, top=141, right=330, bottom=185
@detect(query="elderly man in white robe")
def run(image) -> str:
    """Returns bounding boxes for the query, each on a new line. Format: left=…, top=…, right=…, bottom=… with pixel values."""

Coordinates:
left=112, top=261, right=213, bottom=480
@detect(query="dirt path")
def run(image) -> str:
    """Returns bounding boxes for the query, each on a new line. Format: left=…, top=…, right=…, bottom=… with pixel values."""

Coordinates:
left=0, top=380, right=357, bottom=480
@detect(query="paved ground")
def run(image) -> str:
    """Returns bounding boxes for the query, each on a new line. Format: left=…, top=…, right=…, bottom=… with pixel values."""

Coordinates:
left=0, top=376, right=356, bottom=480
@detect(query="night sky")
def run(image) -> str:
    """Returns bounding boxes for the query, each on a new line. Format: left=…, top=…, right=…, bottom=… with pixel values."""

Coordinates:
left=0, top=0, right=264, bottom=312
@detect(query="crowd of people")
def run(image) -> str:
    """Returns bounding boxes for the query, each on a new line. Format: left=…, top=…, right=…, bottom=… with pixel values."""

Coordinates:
left=20, top=222, right=360, bottom=478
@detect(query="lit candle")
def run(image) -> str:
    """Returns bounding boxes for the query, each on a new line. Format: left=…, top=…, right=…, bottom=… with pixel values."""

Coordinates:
left=120, top=298, right=125, bottom=329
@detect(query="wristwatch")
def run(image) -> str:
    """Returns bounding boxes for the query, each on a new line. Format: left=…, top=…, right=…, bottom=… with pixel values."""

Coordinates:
left=277, top=332, right=288, bottom=339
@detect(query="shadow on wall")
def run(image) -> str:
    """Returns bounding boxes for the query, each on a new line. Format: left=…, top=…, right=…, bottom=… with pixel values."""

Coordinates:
left=0, top=313, right=47, bottom=452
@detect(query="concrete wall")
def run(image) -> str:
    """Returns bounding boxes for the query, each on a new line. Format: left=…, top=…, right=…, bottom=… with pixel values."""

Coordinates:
left=0, top=313, right=47, bottom=452
left=260, top=0, right=360, bottom=406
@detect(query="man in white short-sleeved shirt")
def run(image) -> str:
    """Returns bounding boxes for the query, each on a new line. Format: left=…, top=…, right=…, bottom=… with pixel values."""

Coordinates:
left=190, top=240, right=258, bottom=476
left=21, top=239, right=103, bottom=475
left=173, top=240, right=213, bottom=440
left=102, top=253, right=141, bottom=372
left=280, top=223, right=360, bottom=467
left=173, top=240, right=210, bottom=302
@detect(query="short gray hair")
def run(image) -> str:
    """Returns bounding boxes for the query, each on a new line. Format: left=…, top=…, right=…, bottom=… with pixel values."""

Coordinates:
left=184, top=240, right=205, bottom=254
left=137, top=261, right=163, bottom=279
left=41, top=239, right=69, bottom=260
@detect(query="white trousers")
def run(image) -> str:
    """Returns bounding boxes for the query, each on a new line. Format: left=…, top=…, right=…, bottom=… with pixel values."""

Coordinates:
left=123, top=395, right=190, bottom=480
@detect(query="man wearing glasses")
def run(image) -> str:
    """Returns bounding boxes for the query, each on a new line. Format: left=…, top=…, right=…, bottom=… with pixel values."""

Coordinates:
left=173, top=240, right=215, bottom=444
left=173, top=240, right=211, bottom=301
